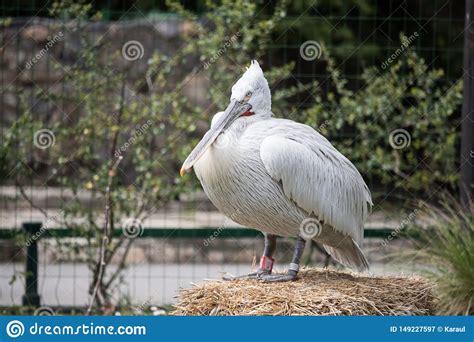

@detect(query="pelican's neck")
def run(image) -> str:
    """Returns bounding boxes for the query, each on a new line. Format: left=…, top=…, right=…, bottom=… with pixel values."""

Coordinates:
left=227, top=110, right=272, bottom=137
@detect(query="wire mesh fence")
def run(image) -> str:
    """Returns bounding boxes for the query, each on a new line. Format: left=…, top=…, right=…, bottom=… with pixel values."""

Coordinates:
left=0, top=0, right=469, bottom=310
left=0, top=227, right=406, bottom=307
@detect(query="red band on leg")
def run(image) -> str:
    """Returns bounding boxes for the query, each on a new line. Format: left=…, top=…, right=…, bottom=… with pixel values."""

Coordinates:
left=259, top=255, right=274, bottom=272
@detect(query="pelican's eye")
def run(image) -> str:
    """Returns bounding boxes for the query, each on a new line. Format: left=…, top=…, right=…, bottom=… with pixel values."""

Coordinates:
left=244, top=91, right=252, bottom=101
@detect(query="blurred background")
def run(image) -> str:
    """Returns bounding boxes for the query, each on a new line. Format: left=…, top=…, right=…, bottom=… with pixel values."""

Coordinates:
left=0, top=0, right=472, bottom=315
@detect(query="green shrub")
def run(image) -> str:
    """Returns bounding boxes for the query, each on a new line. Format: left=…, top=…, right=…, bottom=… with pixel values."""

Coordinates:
left=302, top=37, right=463, bottom=194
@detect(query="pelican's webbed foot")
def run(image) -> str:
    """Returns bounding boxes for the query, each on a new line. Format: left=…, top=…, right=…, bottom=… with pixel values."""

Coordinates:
left=259, top=269, right=298, bottom=282
left=223, top=268, right=271, bottom=281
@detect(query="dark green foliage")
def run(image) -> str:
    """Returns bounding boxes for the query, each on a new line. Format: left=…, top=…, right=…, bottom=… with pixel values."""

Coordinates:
left=302, top=39, right=463, bottom=193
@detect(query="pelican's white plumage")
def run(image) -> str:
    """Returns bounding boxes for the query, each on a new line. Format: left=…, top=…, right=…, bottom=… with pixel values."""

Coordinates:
left=182, top=60, right=372, bottom=277
left=260, top=132, right=372, bottom=245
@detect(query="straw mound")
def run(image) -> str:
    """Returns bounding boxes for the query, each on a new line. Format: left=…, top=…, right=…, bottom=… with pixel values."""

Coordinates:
left=174, top=268, right=436, bottom=315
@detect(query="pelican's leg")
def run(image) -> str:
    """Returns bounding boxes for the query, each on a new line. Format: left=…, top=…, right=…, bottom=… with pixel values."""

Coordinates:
left=224, top=233, right=277, bottom=280
left=260, top=236, right=305, bottom=282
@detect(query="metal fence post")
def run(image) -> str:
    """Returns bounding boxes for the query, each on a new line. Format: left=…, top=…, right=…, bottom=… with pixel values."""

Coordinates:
left=22, top=222, right=42, bottom=306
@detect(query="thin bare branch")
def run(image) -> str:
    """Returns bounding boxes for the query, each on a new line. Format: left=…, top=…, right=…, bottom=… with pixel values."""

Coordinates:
left=86, top=156, right=122, bottom=315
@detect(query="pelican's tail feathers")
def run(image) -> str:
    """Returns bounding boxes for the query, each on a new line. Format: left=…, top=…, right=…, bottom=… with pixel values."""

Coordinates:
left=322, top=239, right=369, bottom=272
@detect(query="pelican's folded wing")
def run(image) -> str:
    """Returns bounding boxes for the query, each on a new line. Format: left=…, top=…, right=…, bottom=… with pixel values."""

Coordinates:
left=259, top=134, right=372, bottom=244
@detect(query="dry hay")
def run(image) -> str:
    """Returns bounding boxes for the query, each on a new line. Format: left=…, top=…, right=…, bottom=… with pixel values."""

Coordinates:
left=173, top=268, right=436, bottom=315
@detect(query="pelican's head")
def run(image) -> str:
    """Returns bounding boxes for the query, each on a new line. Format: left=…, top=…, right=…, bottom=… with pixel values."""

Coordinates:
left=230, top=60, right=271, bottom=116
left=180, top=60, right=271, bottom=176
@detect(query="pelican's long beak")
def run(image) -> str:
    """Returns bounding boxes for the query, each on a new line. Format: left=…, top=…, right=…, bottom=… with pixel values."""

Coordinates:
left=180, top=99, right=252, bottom=176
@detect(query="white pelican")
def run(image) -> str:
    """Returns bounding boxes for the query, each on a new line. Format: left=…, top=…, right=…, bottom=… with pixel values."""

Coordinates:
left=181, top=60, right=372, bottom=282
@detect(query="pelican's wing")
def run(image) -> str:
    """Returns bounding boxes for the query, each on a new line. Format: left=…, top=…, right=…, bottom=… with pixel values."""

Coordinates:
left=259, top=127, right=372, bottom=244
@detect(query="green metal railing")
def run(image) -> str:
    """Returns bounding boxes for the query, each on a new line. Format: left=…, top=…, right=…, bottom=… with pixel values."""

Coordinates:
left=0, top=225, right=397, bottom=240
left=0, top=222, right=408, bottom=308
